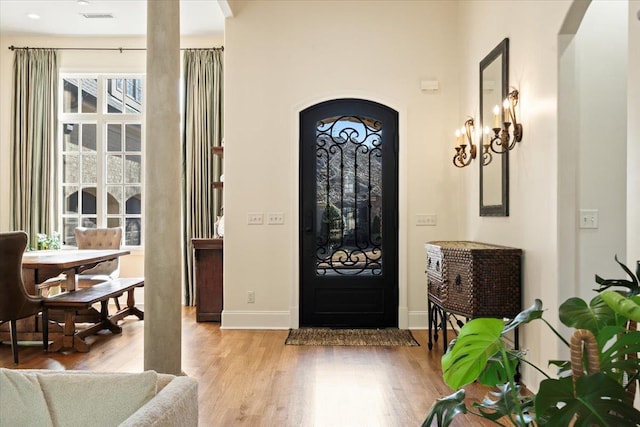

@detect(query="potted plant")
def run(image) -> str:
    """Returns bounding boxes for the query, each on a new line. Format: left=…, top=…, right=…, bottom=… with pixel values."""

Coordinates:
left=423, top=257, right=640, bottom=426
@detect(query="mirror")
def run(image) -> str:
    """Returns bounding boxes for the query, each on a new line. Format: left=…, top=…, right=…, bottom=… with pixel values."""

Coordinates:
left=480, top=38, right=509, bottom=216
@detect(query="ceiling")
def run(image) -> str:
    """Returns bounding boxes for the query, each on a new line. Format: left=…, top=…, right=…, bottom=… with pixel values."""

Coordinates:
left=0, top=0, right=226, bottom=37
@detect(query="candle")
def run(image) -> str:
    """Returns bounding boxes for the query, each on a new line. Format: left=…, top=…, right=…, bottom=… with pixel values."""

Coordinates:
left=454, top=129, right=461, bottom=148
left=492, top=105, right=500, bottom=129
left=484, top=126, right=490, bottom=145
left=503, top=99, right=511, bottom=123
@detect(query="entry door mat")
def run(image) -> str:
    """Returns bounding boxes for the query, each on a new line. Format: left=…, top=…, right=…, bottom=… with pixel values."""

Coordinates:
left=285, top=328, right=419, bottom=347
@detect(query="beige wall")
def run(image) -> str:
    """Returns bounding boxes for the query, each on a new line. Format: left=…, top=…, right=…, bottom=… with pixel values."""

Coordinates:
left=575, top=1, right=627, bottom=302
left=458, top=0, right=573, bottom=389
left=223, top=0, right=462, bottom=329
left=628, top=1, right=640, bottom=272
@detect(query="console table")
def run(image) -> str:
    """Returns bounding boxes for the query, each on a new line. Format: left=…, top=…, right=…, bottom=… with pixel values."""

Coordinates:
left=425, top=241, right=522, bottom=353
left=192, top=238, right=223, bottom=322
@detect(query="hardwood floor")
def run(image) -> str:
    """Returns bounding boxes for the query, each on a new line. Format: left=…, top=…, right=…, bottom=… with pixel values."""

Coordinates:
left=1, top=307, right=495, bottom=426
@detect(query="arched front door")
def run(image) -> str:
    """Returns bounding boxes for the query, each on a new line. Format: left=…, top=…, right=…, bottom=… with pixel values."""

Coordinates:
left=299, top=99, right=399, bottom=327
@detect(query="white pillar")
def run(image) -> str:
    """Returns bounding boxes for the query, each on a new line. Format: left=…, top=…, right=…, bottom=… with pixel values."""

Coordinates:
left=144, top=0, right=182, bottom=374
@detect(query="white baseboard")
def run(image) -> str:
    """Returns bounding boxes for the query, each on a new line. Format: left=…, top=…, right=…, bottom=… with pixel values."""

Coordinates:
left=219, top=309, right=429, bottom=330
left=220, top=310, right=291, bottom=329
left=408, top=310, right=428, bottom=329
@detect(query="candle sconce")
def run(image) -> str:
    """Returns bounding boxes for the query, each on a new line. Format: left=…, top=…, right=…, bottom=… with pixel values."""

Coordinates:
left=453, top=118, right=493, bottom=168
left=452, top=118, right=476, bottom=168
left=489, top=89, right=523, bottom=154
left=482, top=127, right=493, bottom=166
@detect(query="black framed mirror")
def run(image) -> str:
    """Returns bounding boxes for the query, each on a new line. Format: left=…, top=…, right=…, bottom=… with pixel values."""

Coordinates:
left=479, top=38, right=509, bottom=216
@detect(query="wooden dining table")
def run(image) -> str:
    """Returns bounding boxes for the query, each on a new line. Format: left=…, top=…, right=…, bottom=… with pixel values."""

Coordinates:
left=21, top=248, right=131, bottom=294
left=0, top=248, right=131, bottom=342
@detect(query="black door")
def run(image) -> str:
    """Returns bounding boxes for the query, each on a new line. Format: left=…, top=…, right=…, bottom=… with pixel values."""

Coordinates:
left=300, top=99, right=398, bottom=327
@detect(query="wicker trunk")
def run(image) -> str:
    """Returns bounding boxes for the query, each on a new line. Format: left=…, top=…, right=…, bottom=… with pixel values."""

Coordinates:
left=425, top=241, right=522, bottom=318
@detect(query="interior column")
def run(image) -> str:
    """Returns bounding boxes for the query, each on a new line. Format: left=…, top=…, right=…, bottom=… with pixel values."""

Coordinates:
left=144, top=0, right=182, bottom=374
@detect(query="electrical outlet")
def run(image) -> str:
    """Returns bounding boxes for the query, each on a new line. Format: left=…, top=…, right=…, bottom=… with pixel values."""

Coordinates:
left=247, top=213, right=263, bottom=225
left=247, top=291, right=255, bottom=303
left=416, top=214, right=437, bottom=226
left=267, top=212, right=285, bottom=225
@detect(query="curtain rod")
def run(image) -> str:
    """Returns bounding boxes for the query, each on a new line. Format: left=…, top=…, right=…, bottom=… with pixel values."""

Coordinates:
left=8, top=45, right=223, bottom=52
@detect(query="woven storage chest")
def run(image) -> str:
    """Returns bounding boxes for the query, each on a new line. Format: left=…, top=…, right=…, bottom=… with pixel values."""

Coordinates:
left=425, top=241, right=522, bottom=318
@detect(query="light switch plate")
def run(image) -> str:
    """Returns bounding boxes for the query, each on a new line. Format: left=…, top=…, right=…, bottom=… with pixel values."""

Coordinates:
left=579, top=209, right=598, bottom=229
left=416, top=214, right=437, bottom=226
left=247, top=213, right=263, bottom=225
left=267, top=212, right=285, bottom=225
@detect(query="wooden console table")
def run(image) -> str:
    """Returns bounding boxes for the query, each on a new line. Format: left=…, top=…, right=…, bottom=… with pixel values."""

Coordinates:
left=192, top=238, right=223, bottom=322
left=425, top=241, right=522, bottom=353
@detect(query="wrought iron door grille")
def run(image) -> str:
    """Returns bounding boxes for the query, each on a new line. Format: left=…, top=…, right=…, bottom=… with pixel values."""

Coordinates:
left=314, top=115, right=383, bottom=276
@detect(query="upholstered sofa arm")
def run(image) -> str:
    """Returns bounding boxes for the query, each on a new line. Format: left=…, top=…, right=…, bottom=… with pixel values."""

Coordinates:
left=119, top=376, right=198, bottom=427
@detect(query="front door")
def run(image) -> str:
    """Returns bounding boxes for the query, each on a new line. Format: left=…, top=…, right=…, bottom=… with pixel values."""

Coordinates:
left=299, top=99, right=398, bottom=327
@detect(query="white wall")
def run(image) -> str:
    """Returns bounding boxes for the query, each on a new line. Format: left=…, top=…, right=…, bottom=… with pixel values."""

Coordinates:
left=628, top=1, right=640, bottom=273
left=575, top=1, right=628, bottom=302
left=223, top=0, right=462, bottom=329
left=0, top=34, right=222, bottom=281
left=458, top=0, right=573, bottom=390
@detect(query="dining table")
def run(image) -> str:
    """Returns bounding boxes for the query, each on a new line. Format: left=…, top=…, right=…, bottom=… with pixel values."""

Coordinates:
left=0, top=248, right=131, bottom=343
left=21, top=248, right=131, bottom=294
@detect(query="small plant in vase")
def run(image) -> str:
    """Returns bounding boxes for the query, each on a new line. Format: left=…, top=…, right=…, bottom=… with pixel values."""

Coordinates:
left=423, top=256, right=640, bottom=426
left=36, top=231, right=61, bottom=250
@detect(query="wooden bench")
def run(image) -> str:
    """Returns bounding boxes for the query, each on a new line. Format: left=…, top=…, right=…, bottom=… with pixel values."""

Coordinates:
left=43, top=277, right=144, bottom=353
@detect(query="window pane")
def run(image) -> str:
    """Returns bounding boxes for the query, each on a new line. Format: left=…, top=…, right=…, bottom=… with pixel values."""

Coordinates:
left=125, top=124, right=141, bottom=151
left=64, top=187, right=79, bottom=214
left=63, top=123, right=78, bottom=151
left=107, top=217, right=121, bottom=228
left=125, top=187, right=141, bottom=214
left=125, top=78, right=143, bottom=113
left=81, top=78, right=98, bottom=113
left=106, top=154, right=123, bottom=184
left=81, top=187, right=97, bottom=214
left=107, top=185, right=122, bottom=214
left=107, top=124, right=122, bottom=151
left=81, top=217, right=97, bottom=228
left=82, top=154, right=97, bottom=183
left=106, top=78, right=123, bottom=113
left=125, top=218, right=142, bottom=246
left=81, top=124, right=97, bottom=152
left=63, top=79, right=78, bottom=113
left=63, top=155, right=78, bottom=183
left=62, top=217, right=79, bottom=246
left=125, top=155, right=141, bottom=184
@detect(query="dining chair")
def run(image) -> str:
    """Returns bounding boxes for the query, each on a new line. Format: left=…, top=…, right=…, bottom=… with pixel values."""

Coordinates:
left=0, top=231, right=49, bottom=364
left=74, top=227, right=123, bottom=310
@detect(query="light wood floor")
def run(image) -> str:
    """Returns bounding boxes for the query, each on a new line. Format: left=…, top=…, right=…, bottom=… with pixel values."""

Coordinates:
left=0, top=308, right=495, bottom=426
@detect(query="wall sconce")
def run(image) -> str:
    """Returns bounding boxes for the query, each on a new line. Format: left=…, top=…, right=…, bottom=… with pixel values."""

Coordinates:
left=489, top=89, right=523, bottom=154
left=482, top=127, right=493, bottom=166
left=452, top=118, right=476, bottom=168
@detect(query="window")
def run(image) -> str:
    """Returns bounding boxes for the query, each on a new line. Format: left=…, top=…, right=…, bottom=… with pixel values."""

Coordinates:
left=59, top=75, right=144, bottom=247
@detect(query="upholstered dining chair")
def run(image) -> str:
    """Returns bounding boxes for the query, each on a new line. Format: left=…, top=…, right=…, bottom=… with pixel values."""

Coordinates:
left=74, top=227, right=123, bottom=310
left=0, top=231, right=48, bottom=364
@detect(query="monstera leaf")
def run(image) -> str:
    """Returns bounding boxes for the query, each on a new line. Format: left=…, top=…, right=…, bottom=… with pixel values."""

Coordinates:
left=478, top=349, right=522, bottom=387
left=441, top=318, right=504, bottom=390
left=474, top=382, right=535, bottom=426
left=558, top=295, right=621, bottom=334
left=595, top=255, right=640, bottom=296
left=421, top=389, right=467, bottom=427
left=600, top=291, right=640, bottom=322
left=535, top=374, right=640, bottom=426
left=599, top=327, right=640, bottom=376
left=503, top=299, right=544, bottom=335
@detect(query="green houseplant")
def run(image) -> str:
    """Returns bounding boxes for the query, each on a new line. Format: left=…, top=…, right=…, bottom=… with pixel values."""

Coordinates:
left=423, top=257, right=640, bottom=426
